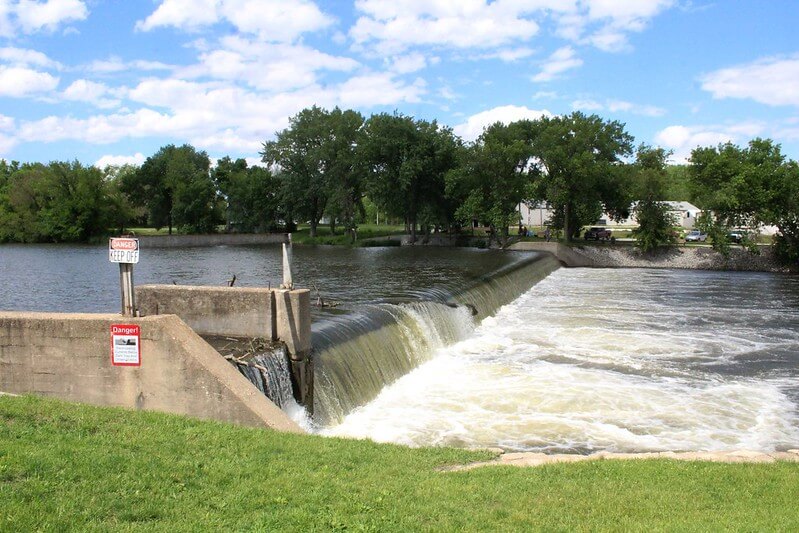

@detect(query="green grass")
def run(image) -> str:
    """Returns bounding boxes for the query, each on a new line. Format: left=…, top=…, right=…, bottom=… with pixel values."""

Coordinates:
left=121, top=227, right=173, bottom=236
left=2, top=396, right=798, bottom=531
left=290, top=224, right=406, bottom=246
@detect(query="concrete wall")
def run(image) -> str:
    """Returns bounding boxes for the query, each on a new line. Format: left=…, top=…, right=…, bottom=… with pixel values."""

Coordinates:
left=509, top=241, right=596, bottom=267
left=138, top=233, right=288, bottom=248
left=136, top=285, right=311, bottom=357
left=0, top=312, right=302, bottom=432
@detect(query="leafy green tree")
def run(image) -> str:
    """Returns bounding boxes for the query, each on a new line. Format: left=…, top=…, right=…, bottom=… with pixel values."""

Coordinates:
left=262, top=106, right=333, bottom=238
left=361, top=112, right=460, bottom=242
left=663, top=164, right=692, bottom=201
left=447, top=121, right=534, bottom=247
left=213, top=157, right=282, bottom=233
left=769, top=160, right=799, bottom=264
left=630, top=146, right=678, bottom=253
left=0, top=161, right=117, bottom=242
left=99, top=164, right=140, bottom=234
left=528, top=112, right=634, bottom=241
left=121, top=144, right=217, bottom=234
left=322, top=108, right=367, bottom=243
left=689, top=138, right=785, bottom=255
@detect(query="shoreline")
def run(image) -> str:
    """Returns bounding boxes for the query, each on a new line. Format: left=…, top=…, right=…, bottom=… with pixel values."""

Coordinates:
left=511, top=241, right=798, bottom=274
left=446, top=449, right=799, bottom=471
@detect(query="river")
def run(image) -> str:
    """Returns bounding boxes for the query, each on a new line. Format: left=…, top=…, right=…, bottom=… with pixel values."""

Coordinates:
left=2, top=243, right=798, bottom=453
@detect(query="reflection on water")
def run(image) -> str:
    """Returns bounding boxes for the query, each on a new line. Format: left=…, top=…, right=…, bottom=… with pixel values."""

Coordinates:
left=324, top=268, right=799, bottom=453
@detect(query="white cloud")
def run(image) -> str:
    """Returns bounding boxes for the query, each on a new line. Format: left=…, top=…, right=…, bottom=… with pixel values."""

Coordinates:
left=14, top=65, right=429, bottom=155
left=654, top=122, right=766, bottom=162
left=94, top=152, right=146, bottom=168
left=136, top=0, right=220, bottom=32
left=14, top=0, right=87, bottom=33
left=532, top=90, right=558, bottom=100
left=350, top=0, right=544, bottom=54
left=88, top=57, right=174, bottom=74
left=477, top=47, right=536, bottom=63
left=0, top=133, right=18, bottom=155
left=62, top=79, right=120, bottom=109
left=0, top=114, right=14, bottom=130
left=572, top=98, right=665, bottom=117
left=338, top=73, right=425, bottom=107
left=351, top=0, right=675, bottom=55
left=388, top=52, right=427, bottom=74
left=453, top=104, right=552, bottom=141
left=701, top=55, right=799, bottom=107
left=137, top=0, right=332, bottom=42
left=532, top=46, right=582, bottom=82
left=0, top=46, right=61, bottom=68
left=0, top=65, right=58, bottom=96
left=571, top=98, right=603, bottom=111
left=182, top=37, right=359, bottom=92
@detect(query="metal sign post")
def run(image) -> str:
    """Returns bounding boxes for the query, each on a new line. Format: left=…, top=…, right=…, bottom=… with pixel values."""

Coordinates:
left=109, top=237, right=140, bottom=316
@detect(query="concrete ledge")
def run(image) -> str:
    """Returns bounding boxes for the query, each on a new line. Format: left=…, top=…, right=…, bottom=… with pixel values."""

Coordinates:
left=138, top=233, right=288, bottom=248
left=508, top=241, right=596, bottom=267
left=137, top=285, right=278, bottom=339
left=136, top=285, right=312, bottom=357
left=0, top=312, right=302, bottom=433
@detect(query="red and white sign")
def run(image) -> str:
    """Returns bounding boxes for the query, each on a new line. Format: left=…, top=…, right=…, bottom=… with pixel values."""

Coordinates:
left=110, top=324, right=141, bottom=366
left=109, top=237, right=139, bottom=264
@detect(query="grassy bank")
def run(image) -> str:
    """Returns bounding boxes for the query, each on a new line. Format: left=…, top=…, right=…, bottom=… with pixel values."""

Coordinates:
left=290, top=224, right=405, bottom=246
left=2, top=396, right=798, bottom=531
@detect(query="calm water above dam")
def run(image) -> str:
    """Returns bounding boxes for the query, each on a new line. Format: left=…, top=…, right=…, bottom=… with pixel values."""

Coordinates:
left=0, top=243, right=523, bottom=314
left=2, top=243, right=798, bottom=453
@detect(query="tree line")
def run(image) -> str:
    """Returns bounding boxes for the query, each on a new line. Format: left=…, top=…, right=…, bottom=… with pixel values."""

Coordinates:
left=1, top=106, right=797, bottom=263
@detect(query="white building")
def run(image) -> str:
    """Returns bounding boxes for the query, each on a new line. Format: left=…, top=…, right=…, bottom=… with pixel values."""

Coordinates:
left=517, top=200, right=703, bottom=229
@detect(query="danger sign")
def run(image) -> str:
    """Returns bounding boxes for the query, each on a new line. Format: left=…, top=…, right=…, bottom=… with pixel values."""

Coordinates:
left=109, top=237, right=139, bottom=264
left=111, top=324, right=141, bottom=366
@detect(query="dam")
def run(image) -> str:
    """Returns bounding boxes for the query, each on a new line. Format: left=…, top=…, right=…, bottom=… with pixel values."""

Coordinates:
left=1, top=243, right=798, bottom=453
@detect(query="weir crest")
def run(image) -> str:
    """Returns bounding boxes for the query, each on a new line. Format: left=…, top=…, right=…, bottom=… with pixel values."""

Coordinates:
left=310, top=252, right=562, bottom=426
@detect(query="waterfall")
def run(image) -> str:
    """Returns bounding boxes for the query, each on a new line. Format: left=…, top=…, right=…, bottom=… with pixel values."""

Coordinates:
left=232, top=344, right=295, bottom=408
left=312, top=252, right=561, bottom=425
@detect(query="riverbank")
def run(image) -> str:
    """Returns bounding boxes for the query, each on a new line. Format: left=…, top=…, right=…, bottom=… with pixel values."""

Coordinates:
left=3, top=395, right=798, bottom=531
left=512, top=241, right=797, bottom=273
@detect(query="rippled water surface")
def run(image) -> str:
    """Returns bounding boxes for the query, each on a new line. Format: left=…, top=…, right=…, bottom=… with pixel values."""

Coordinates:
left=0, top=243, right=523, bottom=313
left=324, top=268, right=799, bottom=453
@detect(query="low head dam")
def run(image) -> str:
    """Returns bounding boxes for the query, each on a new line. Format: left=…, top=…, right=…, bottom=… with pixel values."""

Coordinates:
left=0, top=312, right=301, bottom=432
left=0, top=284, right=314, bottom=432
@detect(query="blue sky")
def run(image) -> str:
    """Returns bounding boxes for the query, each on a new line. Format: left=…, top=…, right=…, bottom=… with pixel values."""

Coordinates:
left=0, top=0, right=798, bottom=168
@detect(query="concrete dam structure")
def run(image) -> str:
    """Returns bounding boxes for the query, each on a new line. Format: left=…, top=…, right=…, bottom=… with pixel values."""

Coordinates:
left=0, top=284, right=312, bottom=432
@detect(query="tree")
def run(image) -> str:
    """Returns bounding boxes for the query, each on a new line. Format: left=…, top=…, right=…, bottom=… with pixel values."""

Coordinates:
left=689, top=138, right=784, bottom=256
left=630, top=146, right=678, bottom=253
left=769, top=160, right=799, bottom=264
left=121, top=144, right=217, bottom=234
left=262, top=106, right=333, bottom=238
left=213, top=157, right=282, bottom=233
left=447, top=121, right=534, bottom=247
left=528, top=112, right=634, bottom=241
left=0, top=161, right=118, bottom=243
left=361, top=113, right=459, bottom=242
left=322, top=108, right=366, bottom=243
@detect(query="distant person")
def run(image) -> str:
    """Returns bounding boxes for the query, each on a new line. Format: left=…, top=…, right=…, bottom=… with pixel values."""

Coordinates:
left=545, top=227, right=551, bottom=242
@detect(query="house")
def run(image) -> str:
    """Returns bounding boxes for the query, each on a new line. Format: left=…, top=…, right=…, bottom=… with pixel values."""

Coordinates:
left=517, top=200, right=702, bottom=229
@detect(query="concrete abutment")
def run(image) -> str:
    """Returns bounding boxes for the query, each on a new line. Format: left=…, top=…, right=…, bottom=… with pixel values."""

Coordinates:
left=1, top=284, right=314, bottom=431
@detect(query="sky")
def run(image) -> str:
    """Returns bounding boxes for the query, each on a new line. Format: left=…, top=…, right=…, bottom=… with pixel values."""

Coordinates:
left=0, top=0, right=798, bottom=169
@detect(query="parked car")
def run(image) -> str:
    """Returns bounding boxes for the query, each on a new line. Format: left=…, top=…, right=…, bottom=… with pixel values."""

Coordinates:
left=727, top=231, right=745, bottom=244
left=684, top=230, right=707, bottom=242
left=584, top=227, right=614, bottom=242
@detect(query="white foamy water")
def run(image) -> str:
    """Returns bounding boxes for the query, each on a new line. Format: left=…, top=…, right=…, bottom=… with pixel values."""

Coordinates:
left=323, top=268, right=799, bottom=453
